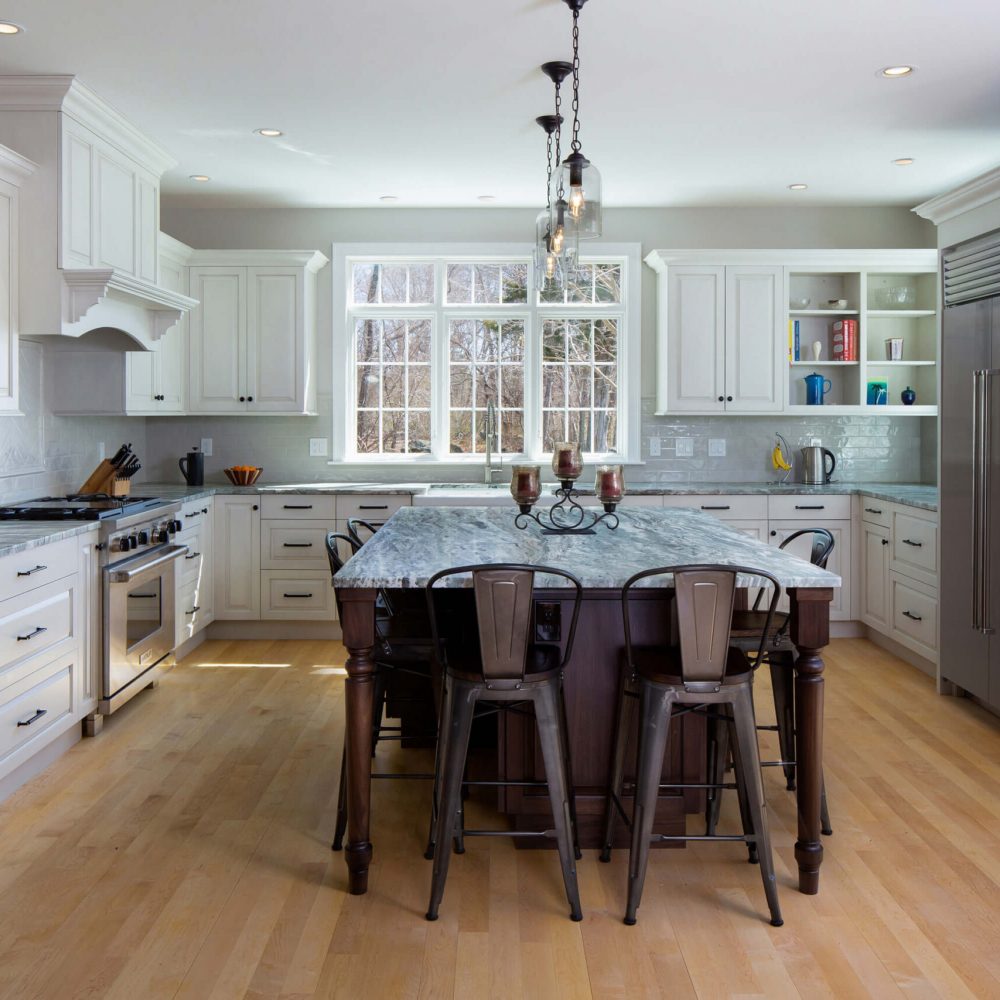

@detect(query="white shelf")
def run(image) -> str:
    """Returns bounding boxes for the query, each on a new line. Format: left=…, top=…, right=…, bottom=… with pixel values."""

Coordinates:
left=867, top=310, right=936, bottom=318
left=789, top=309, right=859, bottom=316
left=786, top=404, right=937, bottom=416
left=790, top=360, right=858, bottom=367
left=866, top=360, right=936, bottom=367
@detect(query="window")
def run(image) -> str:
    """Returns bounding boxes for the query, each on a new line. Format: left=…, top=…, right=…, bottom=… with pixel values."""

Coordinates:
left=333, top=243, right=640, bottom=463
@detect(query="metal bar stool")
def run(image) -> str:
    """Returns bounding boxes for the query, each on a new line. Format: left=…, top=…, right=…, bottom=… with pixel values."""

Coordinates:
left=328, top=531, right=437, bottom=852
left=599, top=564, right=784, bottom=927
left=424, top=563, right=585, bottom=923
left=346, top=517, right=382, bottom=549
left=720, top=528, right=834, bottom=837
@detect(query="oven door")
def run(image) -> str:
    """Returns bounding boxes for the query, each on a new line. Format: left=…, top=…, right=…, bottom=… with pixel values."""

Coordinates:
left=102, top=544, right=187, bottom=712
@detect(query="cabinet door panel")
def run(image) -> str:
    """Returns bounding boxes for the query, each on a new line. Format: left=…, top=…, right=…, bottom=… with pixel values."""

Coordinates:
left=124, top=351, right=155, bottom=411
left=247, top=268, right=301, bottom=410
left=188, top=267, right=246, bottom=413
left=0, top=179, right=15, bottom=411
left=213, top=498, right=260, bottom=619
left=666, top=267, right=725, bottom=412
left=95, top=151, right=135, bottom=274
left=62, top=129, right=93, bottom=267
left=136, top=174, right=158, bottom=283
left=861, top=522, right=890, bottom=630
left=725, top=266, right=782, bottom=411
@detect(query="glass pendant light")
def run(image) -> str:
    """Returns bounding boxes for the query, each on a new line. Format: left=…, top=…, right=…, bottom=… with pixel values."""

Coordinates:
left=533, top=114, right=565, bottom=292
left=555, top=0, right=602, bottom=240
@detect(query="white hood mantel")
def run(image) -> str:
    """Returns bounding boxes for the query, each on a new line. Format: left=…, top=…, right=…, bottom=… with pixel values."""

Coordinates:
left=0, top=74, right=197, bottom=350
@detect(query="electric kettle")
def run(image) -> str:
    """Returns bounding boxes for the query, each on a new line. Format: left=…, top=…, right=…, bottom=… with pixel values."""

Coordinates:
left=800, top=446, right=836, bottom=485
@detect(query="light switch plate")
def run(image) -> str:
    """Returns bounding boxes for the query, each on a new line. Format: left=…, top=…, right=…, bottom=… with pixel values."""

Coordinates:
left=200, top=438, right=213, bottom=457
left=98, top=441, right=106, bottom=461
left=675, top=437, right=694, bottom=458
left=648, top=437, right=661, bottom=458
left=708, top=438, right=726, bottom=457
left=309, top=437, right=329, bottom=457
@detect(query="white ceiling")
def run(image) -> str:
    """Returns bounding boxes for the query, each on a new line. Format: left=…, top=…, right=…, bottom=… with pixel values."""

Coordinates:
left=1, top=0, right=998, bottom=210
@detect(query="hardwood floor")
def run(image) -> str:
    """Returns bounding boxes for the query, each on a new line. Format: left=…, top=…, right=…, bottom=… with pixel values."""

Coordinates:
left=0, top=637, right=998, bottom=999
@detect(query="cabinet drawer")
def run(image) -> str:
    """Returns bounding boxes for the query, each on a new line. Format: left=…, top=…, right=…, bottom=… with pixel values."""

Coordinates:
left=261, top=522, right=331, bottom=569
left=177, top=578, right=210, bottom=640
left=260, top=495, right=337, bottom=520
left=891, top=510, right=937, bottom=584
left=260, top=570, right=336, bottom=621
left=0, top=537, right=81, bottom=604
left=768, top=494, right=852, bottom=520
left=0, top=578, right=76, bottom=670
left=179, top=544, right=208, bottom=585
left=660, top=495, right=767, bottom=519
left=336, top=495, right=410, bottom=524
left=177, top=502, right=212, bottom=529
left=890, top=574, right=937, bottom=658
left=860, top=497, right=892, bottom=528
left=0, top=660, right=72, bottom=762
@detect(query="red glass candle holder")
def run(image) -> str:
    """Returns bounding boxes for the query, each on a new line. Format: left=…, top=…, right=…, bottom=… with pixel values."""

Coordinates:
left=551, top=441, right=583, bottom=484
left=595, top=464, right=625, bottom=507
left=510, top=464, right=542, bottom=511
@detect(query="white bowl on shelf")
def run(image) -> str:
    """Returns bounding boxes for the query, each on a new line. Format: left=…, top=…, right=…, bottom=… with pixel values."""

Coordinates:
left=825, top=298, right=848, bottom=309
left=790, top=297, right=811, bottom=309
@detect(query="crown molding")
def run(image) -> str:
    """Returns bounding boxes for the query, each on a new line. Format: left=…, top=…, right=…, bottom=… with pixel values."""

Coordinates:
left=912, top=166, right=1000, bottom=225
left=0, top=74, right=176, bottom=176
left=644, top=248, right=938, bottom=273
left=188, top=249, right=330, bottom=273
left=0, top=142, right=36, bottom=185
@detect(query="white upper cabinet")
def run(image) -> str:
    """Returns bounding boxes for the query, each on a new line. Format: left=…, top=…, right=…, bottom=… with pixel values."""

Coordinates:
left=187, top=251, right=327, bottom=415
left=0, top=144, right=36, bottom=414
left=651, top=255, right=782, bottom=414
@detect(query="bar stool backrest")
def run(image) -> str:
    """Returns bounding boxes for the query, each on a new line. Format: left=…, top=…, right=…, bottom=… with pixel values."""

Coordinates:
left=347, top=518, right=381, bottom=548
left=751, top=528, right=833, bottom=613
left=326, top=531, right=360, bottom=619
left=622, top=564, right=783, bottom=691
left=426, top=564, right=584, bottom=684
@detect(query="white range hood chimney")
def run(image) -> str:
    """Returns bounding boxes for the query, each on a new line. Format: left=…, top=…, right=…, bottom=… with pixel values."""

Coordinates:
left=0, top=75, right=196, bottom=350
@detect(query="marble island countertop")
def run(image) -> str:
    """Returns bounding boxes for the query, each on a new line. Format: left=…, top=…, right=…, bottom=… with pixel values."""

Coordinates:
left=332, top=506, right=842, bottom=591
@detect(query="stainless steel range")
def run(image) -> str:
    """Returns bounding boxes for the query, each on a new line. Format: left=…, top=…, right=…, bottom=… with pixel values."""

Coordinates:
left=0, top=494, right=188, bottom=715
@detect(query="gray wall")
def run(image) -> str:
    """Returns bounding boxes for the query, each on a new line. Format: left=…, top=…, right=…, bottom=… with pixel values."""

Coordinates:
left=142, top=204, right=937, bottom=486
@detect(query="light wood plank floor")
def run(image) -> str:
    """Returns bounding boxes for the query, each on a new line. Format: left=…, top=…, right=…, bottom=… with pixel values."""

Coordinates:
left=0, top=637, right=998, bottom=999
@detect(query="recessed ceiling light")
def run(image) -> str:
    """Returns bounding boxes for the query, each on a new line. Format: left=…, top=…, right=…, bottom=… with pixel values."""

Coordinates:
left=254, top=128, right=283, bottom=137
left=189, top=174, right=211, bottom=182
left=788, top=183, right=808, bottom=191
left=892, top=157, right=915, bottom=166
left=379, top=195, right=399, bottom=203
left=477, top=195, right=496, bottom=203
left=879, top=65, right=915, bottom=78
left=0, top=21, right=23, bottom=34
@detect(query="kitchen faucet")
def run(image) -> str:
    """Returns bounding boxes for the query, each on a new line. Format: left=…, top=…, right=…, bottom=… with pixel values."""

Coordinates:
left=484, top=398, right=503, bottom=484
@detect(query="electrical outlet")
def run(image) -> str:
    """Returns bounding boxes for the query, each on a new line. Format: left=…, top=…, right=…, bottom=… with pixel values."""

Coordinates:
left=810, top=437, right=821, bottom=446
left=708, top=438, right=727, bottom=457
left=200, top=438, right=213, bottom=457
left=675, top=437, right=694, bottom=458
left=309, top=437, right=329, bottom=457
left=648, top=437, right=661, bottom=457
left=98, top=442, right=106, bottom=461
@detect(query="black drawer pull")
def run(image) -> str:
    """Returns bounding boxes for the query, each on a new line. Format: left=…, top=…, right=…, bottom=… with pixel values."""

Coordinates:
left=902, top=610, right=923, bottom=622
left=16, top=626, right=47, bottom=642
left=864, top=507, right=883, bottom=514
left=902, top=538, right=923, bottom=547
left=185, top=606, right=201, bottom=615
left=16, top=565, right=47, bottom=577
left=185, top=552, right=201, bottom=560
left=283, top=592, right=313, bottom=599
left=700, top=505, right=731, bottom=511
left=359, top=505, right=389, bottom=510
left=282, top=542, right=314, bottom=548
left=183, top=510, right=201, bottom=517
left=16, top=708, right=47, bottom=728
left=128, top=593, right=158, bottom=599
left=881, top=538, right=889, bottom=546
left=283, top=504, right=314, bottom=510
left=794, top=505, right=825, bottom=510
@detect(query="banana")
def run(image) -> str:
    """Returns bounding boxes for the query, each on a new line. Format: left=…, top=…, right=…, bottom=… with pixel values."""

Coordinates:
left=771, top=445, right=791, bottom=471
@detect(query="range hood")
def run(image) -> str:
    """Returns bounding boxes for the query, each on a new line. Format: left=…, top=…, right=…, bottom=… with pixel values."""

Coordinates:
left=0, top=75, right=197, bottom=350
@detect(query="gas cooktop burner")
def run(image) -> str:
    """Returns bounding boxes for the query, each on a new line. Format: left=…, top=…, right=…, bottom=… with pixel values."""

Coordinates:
left=0, top=494, right=166, bottom=521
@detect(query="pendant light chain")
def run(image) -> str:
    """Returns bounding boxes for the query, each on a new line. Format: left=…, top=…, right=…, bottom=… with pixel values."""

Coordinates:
left=570, top=9, right=582, bottom=154
left=545, top=129, right=554, bottom=207
left=554, top=77, right=564, bottom=197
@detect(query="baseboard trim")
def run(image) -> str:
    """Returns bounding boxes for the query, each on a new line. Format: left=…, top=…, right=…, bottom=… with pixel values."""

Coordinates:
left=206, top=621, right=342, bottom=641
left=0, top=726, right=81, bottom=804
left=863, top=627, right=936, bottom=678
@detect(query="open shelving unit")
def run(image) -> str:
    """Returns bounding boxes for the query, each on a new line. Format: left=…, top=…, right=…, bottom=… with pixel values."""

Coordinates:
left=786, top=259, right=938, bottom=415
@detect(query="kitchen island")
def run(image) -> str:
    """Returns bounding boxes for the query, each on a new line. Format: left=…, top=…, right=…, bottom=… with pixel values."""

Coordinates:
left=334, top=506, right=840, bottom=898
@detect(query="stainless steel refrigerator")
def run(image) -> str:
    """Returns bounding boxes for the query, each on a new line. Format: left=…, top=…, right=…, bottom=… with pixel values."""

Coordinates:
left=941, top=231, right=1000, bottom=710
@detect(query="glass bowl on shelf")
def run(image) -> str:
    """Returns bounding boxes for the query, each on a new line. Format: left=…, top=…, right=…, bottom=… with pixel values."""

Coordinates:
left=874, top=286, right=916, bottom=309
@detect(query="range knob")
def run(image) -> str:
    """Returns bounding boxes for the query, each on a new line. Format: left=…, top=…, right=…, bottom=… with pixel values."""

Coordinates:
left=118, top=536, right=133, bottom=552
left=154, top=528, right=170, bottom=544
left=170, top=520, right=182, bottom=533
left=137, top=531, right=149, bottom=546
left=128, top=534, right=140, bottom=549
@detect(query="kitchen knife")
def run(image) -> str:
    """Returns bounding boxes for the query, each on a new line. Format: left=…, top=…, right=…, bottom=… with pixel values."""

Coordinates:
left=109, top=443, right=129, bottom=468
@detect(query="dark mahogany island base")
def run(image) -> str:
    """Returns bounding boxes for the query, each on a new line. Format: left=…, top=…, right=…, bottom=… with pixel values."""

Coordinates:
left=338, top=584, right=832, bottom=897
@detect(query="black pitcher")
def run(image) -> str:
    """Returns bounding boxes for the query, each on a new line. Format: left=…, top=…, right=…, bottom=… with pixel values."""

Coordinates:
left=179, top=448, right=204, bottom=486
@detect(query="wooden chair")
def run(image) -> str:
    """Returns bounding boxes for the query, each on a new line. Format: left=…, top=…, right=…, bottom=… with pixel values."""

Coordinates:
left=599, top=564, right=784, bottom=927
left=424, top=563, right=585, bottom=923
left=327, top=531, right=436, bottom=852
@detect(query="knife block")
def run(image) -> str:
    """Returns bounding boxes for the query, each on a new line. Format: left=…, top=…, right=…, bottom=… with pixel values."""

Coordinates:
left=78, top=461, right=132, bottom=497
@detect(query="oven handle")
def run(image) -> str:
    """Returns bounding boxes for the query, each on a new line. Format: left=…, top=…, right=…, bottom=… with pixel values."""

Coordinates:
left=106, top=545, right=188, bottom=583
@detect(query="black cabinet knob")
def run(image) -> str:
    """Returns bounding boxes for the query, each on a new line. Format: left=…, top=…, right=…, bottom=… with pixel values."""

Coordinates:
left=239, top=396, right=246, bottom=402
left=247, top=395, right=254, bottom=402
left=770, top=530, right=777, bottom=537
left=717, top=395, right=724, bottom=402
left=252, top=504, right=259, bottom=511
left=882, top=538, right=889, bottom=546
left=726, top=395, right=733, bottom=402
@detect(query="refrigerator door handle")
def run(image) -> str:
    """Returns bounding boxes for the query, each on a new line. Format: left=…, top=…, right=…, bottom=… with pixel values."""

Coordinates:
left=983, top=370, right=999, bottom=634
left=973, top=371, right=983, bottom=630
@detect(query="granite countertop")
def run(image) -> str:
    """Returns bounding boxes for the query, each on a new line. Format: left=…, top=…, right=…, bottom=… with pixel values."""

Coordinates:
left=0, top=522, right=98, bottom=558
left=140, top=480, right=938, bottom=511
left=332, top=507, right=841, bottom=591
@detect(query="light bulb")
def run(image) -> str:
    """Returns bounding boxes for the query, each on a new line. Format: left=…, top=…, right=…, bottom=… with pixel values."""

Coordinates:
left=551, top=225, right=564, bottom=255
left=568, top=184, right=584, bottom=219
left=545, top=253, right=557, bottom=279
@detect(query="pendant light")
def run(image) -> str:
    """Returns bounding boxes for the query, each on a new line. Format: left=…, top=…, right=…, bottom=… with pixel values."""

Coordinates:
left=539, top=61, right=578, bottom=278
left=533, top=113, right=564, bottom=291
left=555, top=0, right=602, bottom=239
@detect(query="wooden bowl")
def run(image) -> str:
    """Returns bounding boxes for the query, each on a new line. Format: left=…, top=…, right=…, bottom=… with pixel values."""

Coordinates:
left=224, top=467, right=263, bottom=486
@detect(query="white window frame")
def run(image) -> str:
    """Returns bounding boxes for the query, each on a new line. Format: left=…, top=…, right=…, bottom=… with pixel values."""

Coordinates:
left=331, top=241, right=641, bottom=465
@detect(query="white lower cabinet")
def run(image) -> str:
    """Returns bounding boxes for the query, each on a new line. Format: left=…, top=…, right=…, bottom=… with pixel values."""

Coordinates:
left=861, top=521, right=891, bottom=630
left=213, top=496, right=261, bottom=620
left=176, top=498, right=214, bottom=645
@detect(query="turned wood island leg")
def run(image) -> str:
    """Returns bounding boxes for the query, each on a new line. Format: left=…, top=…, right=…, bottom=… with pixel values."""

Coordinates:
left=788, top=587, right=833, bottom=895
left=337, top=588, right=378, bottom=895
